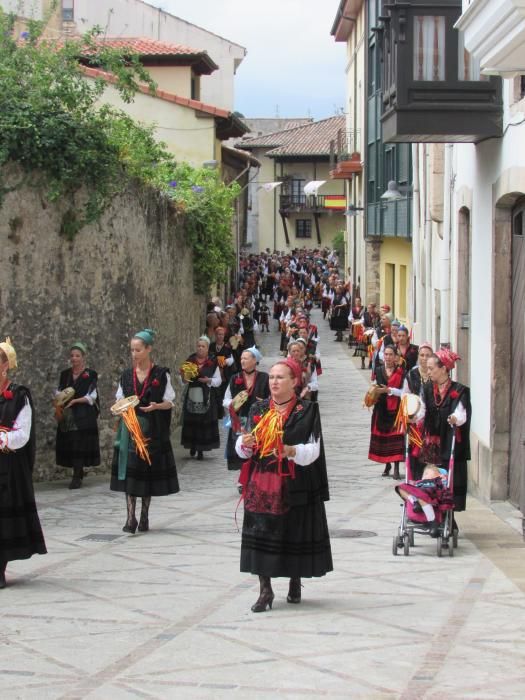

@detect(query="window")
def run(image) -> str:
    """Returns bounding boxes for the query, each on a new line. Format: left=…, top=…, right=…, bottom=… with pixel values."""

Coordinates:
left=285, top=179, right=305, bottom=205
left=296, top=220, right=312, bottom=238
left=62, top=0, right=74, bottom=21
left=413, top=16, right=445, bottom=81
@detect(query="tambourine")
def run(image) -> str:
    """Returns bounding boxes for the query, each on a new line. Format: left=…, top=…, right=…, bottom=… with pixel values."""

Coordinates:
left=110, top=395, right=140, bottom=416
left=404, top=393, right=421, bottom=420
left=54, top=387, right=75, bottom=408
left=363, top=384, right=384, bottom=407
left=110, top=394, right=151, bottom=465
left=231, top=389, right=249, bottom=412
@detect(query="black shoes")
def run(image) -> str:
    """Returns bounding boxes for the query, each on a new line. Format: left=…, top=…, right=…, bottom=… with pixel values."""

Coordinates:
left=68, top=467, right=84, bottom=489
left=392, top=464, right=401, bottom=480
left=138, top=517, right=149, bottom=532
left=190, top=448, right=196, bottom=457
left=122, top=518, right=138, bottom=534
left=287, top=577, right=302, bottom=604
left=251, top=576, right=274, bottom=613
left=251, top=590, right=274, bottom=612
left=197, top=451, right=204, bottom=460
left=382, top=463, right=392, bottom=477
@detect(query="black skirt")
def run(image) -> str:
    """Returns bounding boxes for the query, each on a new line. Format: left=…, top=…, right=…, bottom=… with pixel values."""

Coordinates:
left=56, top=426, right=100, bottom=468
left=181, top=385, right=220, bottom=452
left=241, top=481, right=333, bottom=578
left=0, top=453, right=47, bottom=563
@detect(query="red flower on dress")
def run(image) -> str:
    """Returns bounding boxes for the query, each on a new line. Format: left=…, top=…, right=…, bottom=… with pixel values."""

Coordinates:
left=234, top=376, right=244, bottom=386
left=3, top=389, right=13, bottom=400
left=253, top=414, right=261, bottom=424
left=295, top=403, right=304, bottom=412
left=449, top=390, right=459, bottom=399
left=152, top=378, right=160, bottom=387
left=81, top=372, right=89, bottom=379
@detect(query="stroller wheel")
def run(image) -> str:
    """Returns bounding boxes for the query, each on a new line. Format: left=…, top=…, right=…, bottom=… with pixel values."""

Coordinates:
left=453, top=530, right=459, bottom=549
left=436, top=537, right=443, bottom=557
left=448, top=540, right=454, bottom=557
left=392, top=535, right=399, bottom=556
left=403, top=534, right=410, bottom=556
left=409, top=529, right=415, bottom=547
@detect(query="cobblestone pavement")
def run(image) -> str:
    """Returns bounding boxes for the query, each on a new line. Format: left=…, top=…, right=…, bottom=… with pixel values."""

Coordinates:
left=2, top=310, right=525, bottom=699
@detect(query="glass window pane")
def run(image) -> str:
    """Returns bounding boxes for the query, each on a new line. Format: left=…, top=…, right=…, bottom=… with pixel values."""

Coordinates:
left=413, top=16, right=445, bottom=81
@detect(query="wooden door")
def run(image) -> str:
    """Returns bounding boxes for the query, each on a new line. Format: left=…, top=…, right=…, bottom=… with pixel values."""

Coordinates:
left=509, top=207, right=525, bottom=510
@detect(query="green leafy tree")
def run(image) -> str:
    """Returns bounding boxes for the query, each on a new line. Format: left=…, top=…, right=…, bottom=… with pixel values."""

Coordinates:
left=0, top=9, right=238, bottom=291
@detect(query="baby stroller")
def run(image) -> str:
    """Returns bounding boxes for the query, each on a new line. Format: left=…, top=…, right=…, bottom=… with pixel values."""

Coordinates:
left=393, top=429, right=458, bottom=558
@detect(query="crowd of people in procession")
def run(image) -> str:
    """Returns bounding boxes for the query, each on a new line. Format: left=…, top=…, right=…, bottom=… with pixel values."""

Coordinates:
left=0, top=246, right=471, bottom=611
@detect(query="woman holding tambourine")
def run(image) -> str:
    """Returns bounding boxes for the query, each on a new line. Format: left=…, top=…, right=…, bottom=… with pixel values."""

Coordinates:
left=110, top=329, right=179, bottom=534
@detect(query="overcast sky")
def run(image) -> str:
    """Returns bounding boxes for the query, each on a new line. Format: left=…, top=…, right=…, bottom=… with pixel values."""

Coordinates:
left=145, top=0, right=346, bottom=120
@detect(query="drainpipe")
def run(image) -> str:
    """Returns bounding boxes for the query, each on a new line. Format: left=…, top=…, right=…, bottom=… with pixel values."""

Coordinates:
left=440, top=144, right=454, bottom=347
left=424, top=146, right=432, bottom=342
left=412, top=144, right=420, bottom=330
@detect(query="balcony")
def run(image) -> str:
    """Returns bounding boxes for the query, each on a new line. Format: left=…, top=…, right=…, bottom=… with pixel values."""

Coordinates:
left=379, top=0, right=502, bottom=143
left=330, top=129, right=363, bottom=179
left=455, top=0, right=525, bottom=76
left=279, top=194, right=346, bottom=214
left=366, top=199, right=413, bottom=239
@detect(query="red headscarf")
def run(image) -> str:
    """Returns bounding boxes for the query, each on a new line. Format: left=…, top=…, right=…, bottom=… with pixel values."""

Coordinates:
left=434, top=348, right=461, bottom=371
left=273, top=358, right=302, bottom=387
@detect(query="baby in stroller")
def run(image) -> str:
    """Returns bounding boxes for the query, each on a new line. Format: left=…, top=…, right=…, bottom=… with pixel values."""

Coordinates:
left=396, top=465, right=453, bottom=538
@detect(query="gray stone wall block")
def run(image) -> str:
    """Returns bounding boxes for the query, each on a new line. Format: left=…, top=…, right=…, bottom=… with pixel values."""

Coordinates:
left=0, top=168, right=205, bottom=480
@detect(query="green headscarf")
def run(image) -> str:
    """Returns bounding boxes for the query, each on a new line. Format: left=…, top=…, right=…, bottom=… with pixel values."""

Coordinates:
left=134, top=328, right=156, bottom=346
left=71, top=341, right=87, bottom=355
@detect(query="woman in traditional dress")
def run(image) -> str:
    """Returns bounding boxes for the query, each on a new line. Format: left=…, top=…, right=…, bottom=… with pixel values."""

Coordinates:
left=180, top=336, right=221, bottom=460
left=237, top=358, right=333, bottom=612
left=421, top=349, right=471, bottom=513
left=223, top=348, right=269, bottom=475
left=0, top=338, right=46, bottom=588
left=368, top=345, right=406, bottom=480
left=110, top=329, right=179, bottom=533
left=404, top=342, right=433, bottom=479
left=288, top=339, right=319, bottom=401
left=330, top=283, right=349, bottom=342
left=55, top=342, right=100, bottom=489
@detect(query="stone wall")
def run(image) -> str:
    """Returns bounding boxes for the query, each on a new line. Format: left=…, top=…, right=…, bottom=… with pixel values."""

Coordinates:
left=0, top=167, right=205, bottom=480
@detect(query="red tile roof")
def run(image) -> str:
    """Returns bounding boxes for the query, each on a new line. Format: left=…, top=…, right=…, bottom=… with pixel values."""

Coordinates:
left=56, top=36, right=218, bottom=74
left=81, top=66, right=248, bottom=136
left=236, top=116, right=346, bottom=158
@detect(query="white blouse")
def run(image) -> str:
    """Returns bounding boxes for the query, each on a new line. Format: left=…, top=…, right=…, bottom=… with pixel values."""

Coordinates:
left=0, top=399, right=32, bottom=451
left=115, top=373, right=176, bottom=405
left=235, top=433, right=321, bottom=466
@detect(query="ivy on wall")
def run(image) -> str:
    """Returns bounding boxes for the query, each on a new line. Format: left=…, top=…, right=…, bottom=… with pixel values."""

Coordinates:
left=0, top=7, right=238, bottom=292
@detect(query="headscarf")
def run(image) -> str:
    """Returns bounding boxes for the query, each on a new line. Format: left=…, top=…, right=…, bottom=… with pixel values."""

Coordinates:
left=134, top=329, right=156, bottom=346
left=71, top=341, right=87, bottom=355
left=391, top=319, right=401, bottom=328
left=418, top=341, right=433, bottom=353
left=243, top=346, right=262, bottom=363
left=0, top=337, right=17, bottom=370
left=273, top=358, right=302, bottom=387
left=288, top=337, right=307, bottom=350
left=434, top=348, right=461, bottom=371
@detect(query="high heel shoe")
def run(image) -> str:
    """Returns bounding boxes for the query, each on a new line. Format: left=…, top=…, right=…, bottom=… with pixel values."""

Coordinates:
left=122, top=518, right=138, bottom=534
left=251, top=590, right=274, bottom=613
left=287, top=577, right=301, bottom=604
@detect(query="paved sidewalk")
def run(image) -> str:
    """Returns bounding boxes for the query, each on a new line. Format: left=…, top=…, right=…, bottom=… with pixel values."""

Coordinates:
left=2, top=310, right=525, bottom=699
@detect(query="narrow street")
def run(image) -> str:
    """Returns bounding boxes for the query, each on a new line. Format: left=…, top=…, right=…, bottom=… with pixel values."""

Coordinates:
left=2, top=310, right=525, bottom=699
